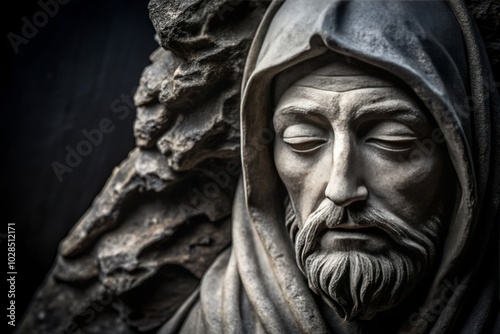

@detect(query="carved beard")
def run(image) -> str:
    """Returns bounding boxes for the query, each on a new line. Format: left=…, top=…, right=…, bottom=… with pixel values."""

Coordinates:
left=285, top=197, right=442, bottom=321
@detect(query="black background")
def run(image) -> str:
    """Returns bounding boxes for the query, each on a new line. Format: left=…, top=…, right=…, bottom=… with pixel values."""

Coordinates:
left=2, top=0, right=157, bottom=331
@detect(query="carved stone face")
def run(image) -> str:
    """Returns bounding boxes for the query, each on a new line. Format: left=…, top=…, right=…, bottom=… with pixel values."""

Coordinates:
left=273, top=62, right=447, bottom=321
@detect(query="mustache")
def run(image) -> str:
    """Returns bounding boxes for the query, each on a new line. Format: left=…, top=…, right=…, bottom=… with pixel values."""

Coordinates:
left=294, top=200, right=441, bottom=267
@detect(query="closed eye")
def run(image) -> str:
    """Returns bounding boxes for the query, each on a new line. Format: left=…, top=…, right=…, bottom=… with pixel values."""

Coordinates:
left=365, top=136, right=416, bottom=152
left=283, top=136, right=328, bottom=153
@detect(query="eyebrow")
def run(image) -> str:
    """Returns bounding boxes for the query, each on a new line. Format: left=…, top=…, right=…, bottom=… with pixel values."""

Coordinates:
left=352, top=100, right=428, bottom=124
left=274, top=105, right=330, bottom=122
left=273, top=106, right=330, bottom=132
left=273, top=99, right=431, bottom=135
left=275, top=100, right=426, bottom=120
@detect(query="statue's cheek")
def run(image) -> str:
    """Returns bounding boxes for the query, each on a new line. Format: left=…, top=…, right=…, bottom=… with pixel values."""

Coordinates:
left=364, top=148, right=445, bottom=222
left=274, top=139, right=332, bottom=222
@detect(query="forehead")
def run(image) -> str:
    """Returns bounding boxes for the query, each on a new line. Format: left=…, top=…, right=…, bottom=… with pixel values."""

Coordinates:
left=273, top=61, right=433, bottom=127
left=277, top=83, right=408, bottom=108
left=275, top=78, right=427, bottom=123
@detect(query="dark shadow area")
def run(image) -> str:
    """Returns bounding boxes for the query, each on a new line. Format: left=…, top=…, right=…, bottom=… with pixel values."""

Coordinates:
left=1, top=0, right=157, bottom=331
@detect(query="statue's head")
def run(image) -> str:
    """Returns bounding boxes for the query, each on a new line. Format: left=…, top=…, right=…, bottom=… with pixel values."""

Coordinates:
left=273, top=59, right=449, bottom=320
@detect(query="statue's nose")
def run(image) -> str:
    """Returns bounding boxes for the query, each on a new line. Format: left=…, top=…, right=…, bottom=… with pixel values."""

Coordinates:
left=325, top=137, right=368, bottom=207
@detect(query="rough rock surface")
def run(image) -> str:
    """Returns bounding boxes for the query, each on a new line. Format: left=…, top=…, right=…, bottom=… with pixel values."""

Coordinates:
left=18, top=1, right=269, bottom=333
left=18, top=0, right=497, bottom=333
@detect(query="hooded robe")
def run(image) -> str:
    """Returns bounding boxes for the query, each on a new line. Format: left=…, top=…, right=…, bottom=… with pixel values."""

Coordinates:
left=159, top=0, right=499, bottom=333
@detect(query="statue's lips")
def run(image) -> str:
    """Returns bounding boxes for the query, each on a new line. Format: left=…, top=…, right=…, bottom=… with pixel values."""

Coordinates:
left=319, top=226, right=391, bottom=252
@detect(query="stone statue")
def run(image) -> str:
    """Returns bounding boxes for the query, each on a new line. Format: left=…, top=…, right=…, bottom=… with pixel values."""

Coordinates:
left=19, top=0, right=499, bottom=333
left=157, top=0, right=499, bottom=333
